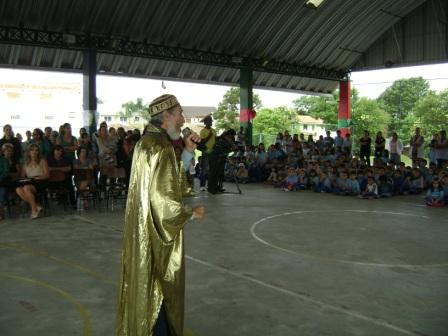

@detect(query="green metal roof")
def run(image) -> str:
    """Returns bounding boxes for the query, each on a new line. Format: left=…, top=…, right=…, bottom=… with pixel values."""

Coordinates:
left=0, top=0, right=442, bottom=93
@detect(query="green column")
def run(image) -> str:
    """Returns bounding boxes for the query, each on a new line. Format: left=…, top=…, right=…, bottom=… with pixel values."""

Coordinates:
left=240, top=68, right=253, bottom=146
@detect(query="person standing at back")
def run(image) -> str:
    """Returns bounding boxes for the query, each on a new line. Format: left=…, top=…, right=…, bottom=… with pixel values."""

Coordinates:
left=409, top=127, right=424, bottom=167
left=435, top=130, right=448, bottom=168
left=388, top=132, right=403, bottom=168
left=199, top=115, right=216, bottom=191
left=359, top=130, right=372, bottom=166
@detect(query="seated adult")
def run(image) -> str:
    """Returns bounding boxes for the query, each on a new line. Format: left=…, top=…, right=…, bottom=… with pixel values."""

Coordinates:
left=56, top=123, right=79, bottom=162
left=16, top=144, right=49, bottom=219
left=47, top=145, right=75, bottom=207
left=0, top=124, right=22, bottom=162
left=73, top=146, right=95, bottom=191
left=120, top=134, right=140, bottom=187
left=1, top=143, right=21, bottom=180
left=0, top=153, right=10, bottom=220
left=1, top=143, right=21, bottom=209
left=96, top=123, right=118, bottom=185
left=30, top=128, right=51, bottom=158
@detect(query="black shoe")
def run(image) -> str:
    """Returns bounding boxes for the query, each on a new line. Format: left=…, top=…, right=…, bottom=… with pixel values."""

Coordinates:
left=218, top=188, right=226, bottom=192
left=207, top=189, right=219, bottom=195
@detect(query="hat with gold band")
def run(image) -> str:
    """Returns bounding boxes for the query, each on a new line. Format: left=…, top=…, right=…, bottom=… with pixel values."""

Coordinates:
left=148, top=94, right=180, bottom=117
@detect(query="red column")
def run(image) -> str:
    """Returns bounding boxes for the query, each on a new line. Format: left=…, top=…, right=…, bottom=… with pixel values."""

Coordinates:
left=338, top=81, right=351, bottom=137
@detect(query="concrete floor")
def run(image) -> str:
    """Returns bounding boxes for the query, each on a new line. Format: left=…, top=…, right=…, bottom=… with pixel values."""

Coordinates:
left=1, top=183, right=447, bottom=336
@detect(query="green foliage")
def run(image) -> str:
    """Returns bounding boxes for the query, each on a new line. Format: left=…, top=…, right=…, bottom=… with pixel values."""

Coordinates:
left=213, top=79, right=444, bottom=150
left=351, top=97, right=390, bottom=149
left=293, top=93, right=338, bottom=125
left=413, top=89, right=448, bottom=142
left=378, top=77, right=430, bottom=134
left=292, top=89, right=360, bottom=128
left=119, top=97, right=148, bottom=121
left=213, top=87, right=262, bottom=131
left=253, top=106, right=295, bottom=136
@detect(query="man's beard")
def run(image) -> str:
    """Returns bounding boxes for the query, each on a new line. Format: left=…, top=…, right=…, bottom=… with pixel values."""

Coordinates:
left=166, top=124, right=181, bottom=140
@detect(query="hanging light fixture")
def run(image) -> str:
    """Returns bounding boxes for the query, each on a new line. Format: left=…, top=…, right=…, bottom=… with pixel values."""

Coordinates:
left=305, top=0, right=325, bottom=9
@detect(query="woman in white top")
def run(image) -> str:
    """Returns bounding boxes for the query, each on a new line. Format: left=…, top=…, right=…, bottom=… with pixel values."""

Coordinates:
left=388, top=132, right=403, bottom=167
left=97, top=124, right=117, bottom=168
left=16, top=144, right=49, bottom=219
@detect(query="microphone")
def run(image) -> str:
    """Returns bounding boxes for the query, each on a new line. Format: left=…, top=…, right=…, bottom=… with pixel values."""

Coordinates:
left=181, top=127, right=195, bottom=141
left=182, top=127, right=206, bottom=151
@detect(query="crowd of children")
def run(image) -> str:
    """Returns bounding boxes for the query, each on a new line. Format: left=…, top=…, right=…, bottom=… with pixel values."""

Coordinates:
left=208, top=129, right=448, bottom=207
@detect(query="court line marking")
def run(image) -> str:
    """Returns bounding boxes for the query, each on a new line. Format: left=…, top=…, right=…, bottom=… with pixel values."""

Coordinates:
left=186, top=255, right=421, bottom=336
left=400, top=202, right=426, bottom=208
left=0, top=240, right=420, bottom=336
left=0, top=243, right=117, bottom=286
left=0, top=272, right=92, bottom=336
left=250, top=210, right=448, bottom=268
left=0, top=242, right=198, bottom=336
left=191, top=193, right=236, bottom=199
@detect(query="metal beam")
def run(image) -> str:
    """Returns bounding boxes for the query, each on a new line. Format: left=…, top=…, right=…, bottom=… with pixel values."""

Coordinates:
left=83, top=49, right=97, bottom=135
left=0, top=25, right=348, bottom=81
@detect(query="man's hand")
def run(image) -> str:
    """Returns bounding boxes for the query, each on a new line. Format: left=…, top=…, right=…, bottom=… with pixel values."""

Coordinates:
left=192, top=205, right=205, bottom=220
left=184, top=133, right=201, bottom=153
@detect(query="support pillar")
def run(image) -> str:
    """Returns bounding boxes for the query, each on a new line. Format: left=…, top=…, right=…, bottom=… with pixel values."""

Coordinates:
left=239, top=68, right=253, bottom=146
left=338, top=80, right=351, bottom=137
left=83, top=49, right=97, bottom=135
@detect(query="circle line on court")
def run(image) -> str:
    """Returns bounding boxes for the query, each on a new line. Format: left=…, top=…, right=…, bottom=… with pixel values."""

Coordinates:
left=250, top=210, right=448, bottom=268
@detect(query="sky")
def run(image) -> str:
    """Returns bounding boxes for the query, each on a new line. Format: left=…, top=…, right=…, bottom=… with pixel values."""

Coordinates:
left=1, top=62, right=448, bottom=113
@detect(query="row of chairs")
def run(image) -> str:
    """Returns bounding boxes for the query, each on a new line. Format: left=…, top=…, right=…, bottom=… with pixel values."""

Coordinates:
left=3, top=167, right=128, bottom=218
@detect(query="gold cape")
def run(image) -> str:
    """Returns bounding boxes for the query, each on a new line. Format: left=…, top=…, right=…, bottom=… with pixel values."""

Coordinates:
left=116, top=124, right=193, bottom=336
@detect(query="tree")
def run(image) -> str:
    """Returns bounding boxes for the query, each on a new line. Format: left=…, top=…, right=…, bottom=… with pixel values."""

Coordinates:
left=413, top=89, right=448, bottom=144
left=213, top=87, right=262, bottom=132
left=292, top=88, right=360, bottom=128
left=351, top=97, right=390, bottom=150
left=378, top=77, right=430, bottom=136
left=119, top=97, right=148, bottom=121
left=293, top=94, right=338, bottom=125
left=253, top=106, right=295, bottom=136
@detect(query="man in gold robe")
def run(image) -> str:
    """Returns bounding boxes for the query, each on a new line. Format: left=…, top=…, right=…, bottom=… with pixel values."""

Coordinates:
left=116, top=94, right=205, bottom=336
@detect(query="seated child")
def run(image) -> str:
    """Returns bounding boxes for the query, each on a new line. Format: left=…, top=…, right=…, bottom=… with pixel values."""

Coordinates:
left=378, top=175, right=393, bottom=198
left=333, top=171, right=351, bottom=195
left=425, top=179, right=444, bottom=207
left=314, top=171, right=332, bottom=193
left=410, top=169, right=424, bottom=194
left=267, top=168, right=279, bottom=184
left=282, top=167, right=299, bottom=191
left=308, top=169, right=318, bottom=190
left=442, top=174, right=448, bottom=205
left=401, top=174, right=412, bottom=194
left=392, top=170, right=404, bottom=195
left=359, top=176, right=378, bottom=199
left=296, top=169, right=308, bottom=190
left=236, top=163, right=249, bottom=183
left=347, top=171, right=361, bottom=195
left=424, top=168, right=436, bottom=189
left=357, top=171, right=367, bottom=192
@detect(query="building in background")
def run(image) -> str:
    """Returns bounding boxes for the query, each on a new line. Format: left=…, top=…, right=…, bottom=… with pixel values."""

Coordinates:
left=1, top=77, right=216, bottom=138
left=296, top=115, right=327, bottom=138
left=0, top=81, right=83, bottom=136
left=98, top=106, right=215, bottom=133
left=182, top=106, right=216, bottom=134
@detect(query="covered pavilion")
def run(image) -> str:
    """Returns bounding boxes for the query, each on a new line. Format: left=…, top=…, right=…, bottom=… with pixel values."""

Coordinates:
left=1, top=0, right=447, bottom=140
left=0, top=1, right=448, bottom=336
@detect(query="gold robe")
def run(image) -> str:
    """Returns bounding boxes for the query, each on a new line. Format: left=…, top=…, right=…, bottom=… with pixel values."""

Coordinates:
left=116, top=124, right=193, bottom=336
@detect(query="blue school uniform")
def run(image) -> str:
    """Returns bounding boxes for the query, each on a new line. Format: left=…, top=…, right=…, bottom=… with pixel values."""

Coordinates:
left=425, top=188, right=444, bottom=205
